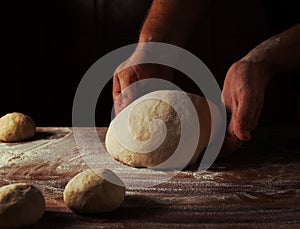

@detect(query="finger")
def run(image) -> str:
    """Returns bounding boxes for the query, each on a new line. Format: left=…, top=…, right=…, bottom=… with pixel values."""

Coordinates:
left=113, top=68, right=139, bottom=115
left=232, top=96, right=257, bottom=141
left=113, top=67, right=137, bottom=101
left=112, top=74, right=121, bottom=103
left=221, top=90, right=237, bottom=135
left=220, top=113, right=241, bottom=158
left=118, top=69, right=137, bottom=108
left=112, top=75, right=124, bottom=115
left=219, top=133, right=242, bottom=158
left=114, top=89, right=135, bottom=115
left=113, top=95, right=123, bottom=115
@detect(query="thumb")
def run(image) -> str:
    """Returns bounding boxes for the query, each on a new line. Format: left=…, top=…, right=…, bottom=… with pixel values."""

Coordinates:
left=114, top=69, right=138, bottom=114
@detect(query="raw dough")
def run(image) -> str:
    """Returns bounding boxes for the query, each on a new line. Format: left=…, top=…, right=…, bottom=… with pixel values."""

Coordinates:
left=0, top=112, right=36, bottom=142
left=63, top=169, right=125, bottom=214
left=106, top=90, right=220, bottom=169
left=0, top=183, right=45, bottom=228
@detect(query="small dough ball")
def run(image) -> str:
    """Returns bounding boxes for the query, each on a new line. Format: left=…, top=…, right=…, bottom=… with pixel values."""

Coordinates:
left=0, top=112, right=36, bottom=142
left=105, top=90, right=221, bottom=169
left=0, top=183, right=45, bottom=229
left=63, top=169, right=125, bottom=214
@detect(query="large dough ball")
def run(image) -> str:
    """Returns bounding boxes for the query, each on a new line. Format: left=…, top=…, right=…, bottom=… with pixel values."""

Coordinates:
left=0, top=112, right=36, bottom=142
left=0, top=183, right=45, bottom=228
left=63, top=169, right=125, bottom=214
left=106, top=90, right=220, bottom=169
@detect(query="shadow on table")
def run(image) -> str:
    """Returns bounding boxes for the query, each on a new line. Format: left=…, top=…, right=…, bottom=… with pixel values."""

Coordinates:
left=188, top=127, right=300, bottom=172
left=26, top=195, right=164, bottom=229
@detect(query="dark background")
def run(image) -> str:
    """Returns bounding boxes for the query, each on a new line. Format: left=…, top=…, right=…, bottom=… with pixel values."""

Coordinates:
left=1, top=0, right=299, bottom=127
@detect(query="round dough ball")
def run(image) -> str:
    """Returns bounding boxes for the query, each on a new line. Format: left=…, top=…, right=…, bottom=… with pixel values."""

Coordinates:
left=63, top=169, right=125, bottom=214
left=0, top=112, right=36, bottom=142
left=106, top=90, right=221, bottom=169
left=0, top=183, right=45, bottom=228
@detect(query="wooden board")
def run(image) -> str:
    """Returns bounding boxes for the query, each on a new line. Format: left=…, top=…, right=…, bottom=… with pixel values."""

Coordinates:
left=1, top=127, right=300, bottom=228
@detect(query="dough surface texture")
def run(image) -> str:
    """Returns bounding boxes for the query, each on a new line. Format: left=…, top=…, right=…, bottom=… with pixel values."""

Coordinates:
left=0, top=112, right=36, bottom=142
left=63, top=169, right=125, bottom=214
left=0, top=183, right=45, bottom=228
left=106, top=90, right=220, bottom=169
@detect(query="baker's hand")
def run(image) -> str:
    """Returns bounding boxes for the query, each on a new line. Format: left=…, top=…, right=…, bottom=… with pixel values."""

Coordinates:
left=221, top=60, right=271, bottom=156
left=113, top=54, right=173, bottom=115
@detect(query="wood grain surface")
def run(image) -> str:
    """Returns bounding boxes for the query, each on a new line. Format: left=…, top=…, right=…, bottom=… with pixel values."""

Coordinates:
left=0, top=127, right=300, bottom=228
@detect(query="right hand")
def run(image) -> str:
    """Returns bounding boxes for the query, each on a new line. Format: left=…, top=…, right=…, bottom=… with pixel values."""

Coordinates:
left=220, top=60, right=271, bottom=156
left=113, top=54, right=174, bottom=115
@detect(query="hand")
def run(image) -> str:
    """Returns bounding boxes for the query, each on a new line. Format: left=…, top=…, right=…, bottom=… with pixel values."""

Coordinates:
left=113, top=53, right=173, bottom=115
left=220, top=60, right=271, bottom=156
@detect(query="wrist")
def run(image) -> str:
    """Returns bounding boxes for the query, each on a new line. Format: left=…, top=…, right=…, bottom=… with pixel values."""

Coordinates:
left=121, top=50, right=174, bottom=82
left=132, top=41, right=180, bottom=66
left=235, top=59, right=272, bottom=90
left=240, top=53, right=274, bottom=88
left=241, top=36, right=283, bottom=77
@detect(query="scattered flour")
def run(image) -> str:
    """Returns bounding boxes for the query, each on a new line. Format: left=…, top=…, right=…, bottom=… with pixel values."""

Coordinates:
left=193, top=171, right=223, bottom=181
left=0, top=128, right=71, bottom=167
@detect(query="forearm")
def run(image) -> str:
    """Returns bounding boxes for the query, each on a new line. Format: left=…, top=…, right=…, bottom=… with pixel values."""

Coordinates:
left=138, top=0, right=209, bottom=46
left=242, top=23, right=300, bottom=78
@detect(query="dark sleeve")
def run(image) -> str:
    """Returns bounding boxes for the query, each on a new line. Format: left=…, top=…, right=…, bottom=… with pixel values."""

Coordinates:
left=263, top=0, right=300, bottom=90
left=263, top=0, right=300, bottom=36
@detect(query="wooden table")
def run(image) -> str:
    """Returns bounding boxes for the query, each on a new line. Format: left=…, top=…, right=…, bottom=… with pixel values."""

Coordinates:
left=1, top=127, right=300, bottom=228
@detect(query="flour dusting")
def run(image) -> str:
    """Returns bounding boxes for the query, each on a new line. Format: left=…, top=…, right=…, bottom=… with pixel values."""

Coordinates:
left=0, top=128, right=71, bottom=167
